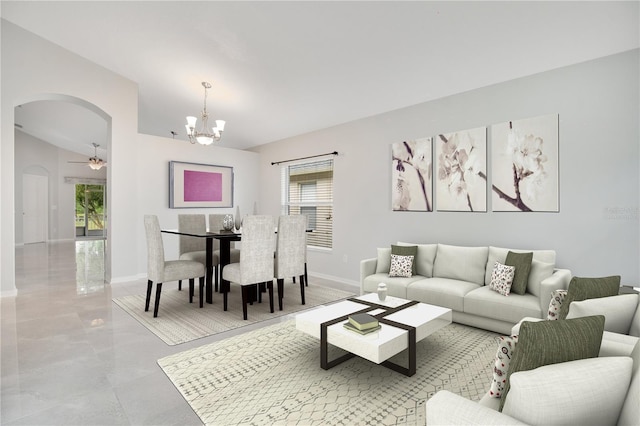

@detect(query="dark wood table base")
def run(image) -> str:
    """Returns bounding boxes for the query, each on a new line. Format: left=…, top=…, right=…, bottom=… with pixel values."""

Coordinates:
left=320, top=298, right=419, bottom=377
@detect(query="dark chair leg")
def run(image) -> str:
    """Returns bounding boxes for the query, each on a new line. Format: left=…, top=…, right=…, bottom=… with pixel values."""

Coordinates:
left=277, top=278, right=284, bottom=310
left=299, top=275, right=305, bottom=305
left=241, top=286, right=249, bottom=320
left=223, top=285, right=228, bottom=311
left=257, top=283, right=262, bottom=304
left=189, top=278, right=195, bottom=303
left=214, top=265, right=219, bottom=293
left=153, top=282, right=163, bottom=317
left=199, top=276, right=205, bottom=308
left=304, top=263, right=308, bottom=287
left=268, top=280, right=274, bottom=313
left=178, top=279, right=182, bottom=291
left=145, top=280, right=153, bottom=311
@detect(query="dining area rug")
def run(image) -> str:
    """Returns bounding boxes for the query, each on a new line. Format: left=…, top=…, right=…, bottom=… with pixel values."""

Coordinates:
left=158, top=320, right=498, bottom=425
left=113, top=282, right=355, bottom=345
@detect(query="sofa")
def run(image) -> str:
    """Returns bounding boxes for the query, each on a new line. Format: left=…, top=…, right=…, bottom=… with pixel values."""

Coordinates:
left=360, top=243, right=572, bottom=334
left=426, top=295, right=640, bottom=425
left=426, top=340, right=639, bottom=425
left=512, top=292, right=640, bottom=356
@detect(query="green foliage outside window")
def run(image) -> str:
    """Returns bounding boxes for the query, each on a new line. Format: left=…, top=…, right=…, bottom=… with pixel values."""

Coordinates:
left=76, top=184, right=105, bottom=231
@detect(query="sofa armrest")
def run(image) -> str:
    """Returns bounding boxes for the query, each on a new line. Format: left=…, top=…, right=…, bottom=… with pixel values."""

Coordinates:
left=426, top=391, right=527, bottom=425
left=538, top=268, right=571, bottom=317
left=360, top=257, right=377, bottom=295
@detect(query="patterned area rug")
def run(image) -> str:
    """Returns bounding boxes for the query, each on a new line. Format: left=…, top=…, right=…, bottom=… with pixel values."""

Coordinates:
left=158, top=320, right=499, bottom=425
left=113, top=283, right=355, bottom=345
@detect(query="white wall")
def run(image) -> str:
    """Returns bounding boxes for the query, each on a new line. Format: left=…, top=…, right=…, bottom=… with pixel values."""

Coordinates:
left=1, top=21, right=261, bottom=294
left=133, top=133, right=260, bottom=279
left=3, top=19, right=638, bottom=295
left=253, top=49, right=640, bottom=286
left=1, top=20, right=139, bottom=294
left=14, top=130, right=107, bottom=244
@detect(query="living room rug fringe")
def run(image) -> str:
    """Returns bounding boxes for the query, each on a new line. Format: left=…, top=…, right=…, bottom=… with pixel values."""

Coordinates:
left=113, top=283, right=355, bottom=345
left=158, top=320, right=498, bottom=425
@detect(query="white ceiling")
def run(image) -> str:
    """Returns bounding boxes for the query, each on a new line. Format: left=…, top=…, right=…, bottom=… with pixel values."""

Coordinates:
left=3, top=1, right=639, bottom=156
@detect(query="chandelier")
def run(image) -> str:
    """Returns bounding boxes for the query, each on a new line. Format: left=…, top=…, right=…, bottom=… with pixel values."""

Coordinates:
left=185, top=81, right=225, bottom=145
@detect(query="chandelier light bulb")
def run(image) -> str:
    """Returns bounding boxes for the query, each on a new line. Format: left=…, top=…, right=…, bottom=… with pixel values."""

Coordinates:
left=197, top=136, right=214, bottom=146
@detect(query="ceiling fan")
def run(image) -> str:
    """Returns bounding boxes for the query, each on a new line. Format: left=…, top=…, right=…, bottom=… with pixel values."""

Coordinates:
left=68, top=143, right=107, bottom=170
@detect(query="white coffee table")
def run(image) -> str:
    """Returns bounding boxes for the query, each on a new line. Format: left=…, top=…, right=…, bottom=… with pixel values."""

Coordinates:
left=295, top=293, right=452, bottom=376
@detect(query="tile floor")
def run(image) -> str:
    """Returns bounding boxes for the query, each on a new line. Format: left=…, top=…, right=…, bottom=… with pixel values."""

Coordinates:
left=1, top=240, right=356, bottom=425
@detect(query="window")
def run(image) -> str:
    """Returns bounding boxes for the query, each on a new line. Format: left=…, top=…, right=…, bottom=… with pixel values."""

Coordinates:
left=75, top=183, right=106, bottom=237
left=281, top=159, right=333, bottom=249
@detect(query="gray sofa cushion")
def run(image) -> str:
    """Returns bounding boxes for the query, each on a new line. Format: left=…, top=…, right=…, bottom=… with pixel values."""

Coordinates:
left=499, top=315, right=605, bottom=411
left=397, top=242, right=437, bottom=277
left=407, top=277, right=480, bottom=312
left=618, top=340, right=640, bottom=425
left=484, top=246, right=556, bottom=287
left=362, top=273, right=424, bottom=299
left=464, top=286, right=542, bottom=324
left=632, top=296, right=640, bottom=338
left=502, top=357, right=632, bottom=426
left=600, top=331, right=639, bottom=357
left=391, top=244, right=418, bottom=276
left=375, top=247, right=391, bottom=273
left=526, top=260, right=555, bottom=297
left=433, top=244, right=488, bottom=285
left=504, top=251, right=533, bottom=295
left=558, top=275, right=621, bottom=320
left=566, top=294, right=638, bottom=335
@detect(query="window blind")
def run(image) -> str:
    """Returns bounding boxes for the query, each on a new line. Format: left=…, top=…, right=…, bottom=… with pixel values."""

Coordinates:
left=281, top=159, right=333, bottom=249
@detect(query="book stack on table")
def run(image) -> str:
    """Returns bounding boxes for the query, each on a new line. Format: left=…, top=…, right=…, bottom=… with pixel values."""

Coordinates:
left=344, top=313, right=381, bottom=335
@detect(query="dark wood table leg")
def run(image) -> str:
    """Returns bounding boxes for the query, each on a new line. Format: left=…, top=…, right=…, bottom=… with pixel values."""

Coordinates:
left=379, top=318, right=417, bottom=377
left=321, top=317, right=356, bottom=370
left=219, top=238, right=231, bottom=293
left=205, top=237, right=213, bottom=304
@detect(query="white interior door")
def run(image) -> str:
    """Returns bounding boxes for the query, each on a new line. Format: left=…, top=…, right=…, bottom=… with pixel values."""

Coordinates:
left=23, top=174, right=48, bottom=244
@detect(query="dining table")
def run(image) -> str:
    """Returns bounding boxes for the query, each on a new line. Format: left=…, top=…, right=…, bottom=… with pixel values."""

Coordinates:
left=160, top=229, right=240, bottom=304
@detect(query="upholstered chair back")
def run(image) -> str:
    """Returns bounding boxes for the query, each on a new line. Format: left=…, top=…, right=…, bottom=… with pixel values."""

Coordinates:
left=238, top=215, right=276, bottom=284
left=144, top=215, right=165, bottom=283
left=178, top=214, right=206, bottom=255
left=275, top=215, right=307, bottom=279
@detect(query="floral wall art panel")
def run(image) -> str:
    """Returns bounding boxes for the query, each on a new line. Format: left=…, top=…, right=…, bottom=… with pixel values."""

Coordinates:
left=392, top=138, right=433, bottom=211
left=435, top=127, right=487, bottom=212
left=491, top=114, right=559, bottom=212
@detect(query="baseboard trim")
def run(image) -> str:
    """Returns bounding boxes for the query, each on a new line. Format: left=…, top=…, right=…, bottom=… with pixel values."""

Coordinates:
left=308, top=271, right=359, bottom=290
left=1, top=288, right=18, bottom=298
left=109, top=273, right=146, bottom=285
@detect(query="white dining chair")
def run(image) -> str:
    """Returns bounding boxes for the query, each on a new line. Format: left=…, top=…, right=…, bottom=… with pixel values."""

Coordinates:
left=209, top=214, right=241, bottom=291
left=178, top=214, right=208, bottom=291
left=292, top=214, right=309, bottom=287
left=144, top=215, right=205, bottom=317
left=274, top=215, right=307, bottom=310
left=222, top=215, right=276, bottom=320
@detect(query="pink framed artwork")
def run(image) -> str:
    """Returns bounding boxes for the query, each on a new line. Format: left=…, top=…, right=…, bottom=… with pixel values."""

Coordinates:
left=169, top=161, right=234, bottom=208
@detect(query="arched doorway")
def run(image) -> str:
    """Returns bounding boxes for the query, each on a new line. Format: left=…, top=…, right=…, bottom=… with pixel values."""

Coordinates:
left=14, top=94, right=112, bottom=282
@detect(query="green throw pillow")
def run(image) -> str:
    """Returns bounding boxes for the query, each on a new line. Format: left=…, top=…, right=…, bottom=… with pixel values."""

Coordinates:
left=391, top=245, right=417, bottom=276
left=504, top=251, right=533, bottom=295
left=557, top=275, right=621, bottom=320
left=498, top=315, right=605, bottom=411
